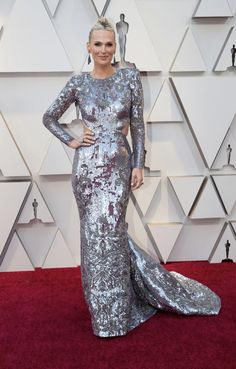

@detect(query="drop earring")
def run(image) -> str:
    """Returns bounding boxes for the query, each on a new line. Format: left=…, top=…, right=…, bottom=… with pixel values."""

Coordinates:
left=88, top=53, right=91, bottom=65
left=113, top=55, right=116, bottom=64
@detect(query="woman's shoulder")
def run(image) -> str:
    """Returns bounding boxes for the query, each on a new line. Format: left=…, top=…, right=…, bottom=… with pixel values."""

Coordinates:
left=69, top=72, right=86, bottom=83
left=118, top=68, right=141, bottom=90
left=118, top=67, right=140, bottom=78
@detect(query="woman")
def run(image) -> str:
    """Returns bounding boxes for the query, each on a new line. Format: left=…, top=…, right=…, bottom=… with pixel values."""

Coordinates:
left=43, top=18, right=221, bottom=338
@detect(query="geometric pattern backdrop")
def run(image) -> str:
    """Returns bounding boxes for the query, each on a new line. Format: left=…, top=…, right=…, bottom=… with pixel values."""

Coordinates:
left=0, top=0, right=236, bottom=272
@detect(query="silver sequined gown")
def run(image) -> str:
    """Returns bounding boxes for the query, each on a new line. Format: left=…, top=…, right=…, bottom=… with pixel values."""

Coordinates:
left=43, top=68, right=221, bottom=337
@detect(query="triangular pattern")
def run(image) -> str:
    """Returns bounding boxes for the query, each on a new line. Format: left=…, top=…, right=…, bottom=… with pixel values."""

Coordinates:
left=0, top=75, right=78, bottom=174
left=84, top=0, right=162, bottom=72
left=210, top=224, right=236, bottom=263
left=39, top=137, right=72, bottom=175
left=170, top=28, right=206, bottom=72
left=37, top=176, right=81, bottom=265
left=0, top=181, right=31, bottom=255
left=147, top=80, right=183, bottom=123
left=141, top=74, right=163, bottom=122
left=17, top=224, right=58, bottom=268
left=148, top=223, right=183, bottom=263
left=91, top=0, right=110, bottom=16
left=46, top=1, right=96, bottom=73
left=168, top=222, right=225, bottom=261
left=44, top=0, right=61, bottom=17
left=142, top=177, right=185, bottom=223
left=193, top=0, right=233, bottom=18
left=172, top=77, right=236, bottom=168
left=0, top=113, right=30, bottom=177
left=0, top=0, right=72, bottom=72
left=146, top=120, right=205, bottom=174
left=215, top=27, right=236, bottom=71
left=192, top=25, right=231, bottom=71
left=190, top=178, right=226, bottom=218
left=42, top=229, right=77, bottom=268
left=133, top=177, right=161, bottom=216
left=127, top=196, right=160, bottom=261
left=212, top=175, right=236, bottom=214
left=18, top=182, right=54, bottom=224
left=0, top=232, right=34, bottom=272
left=168, top=176, right=205, bottom=215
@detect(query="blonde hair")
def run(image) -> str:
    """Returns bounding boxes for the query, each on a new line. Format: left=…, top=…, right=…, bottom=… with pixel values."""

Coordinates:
left=88, top=17, right=115, bottom=42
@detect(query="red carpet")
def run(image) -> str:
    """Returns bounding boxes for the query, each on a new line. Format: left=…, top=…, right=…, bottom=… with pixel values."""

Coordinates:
left=0, top=262, right=235, bottom=369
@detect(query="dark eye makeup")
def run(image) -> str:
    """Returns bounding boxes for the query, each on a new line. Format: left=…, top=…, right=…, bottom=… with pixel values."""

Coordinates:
left=94, top=42, right=114, bottom=47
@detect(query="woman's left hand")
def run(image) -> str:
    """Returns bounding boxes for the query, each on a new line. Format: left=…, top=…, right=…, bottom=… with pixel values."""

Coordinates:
left=131, top=168, right=144, bottom=190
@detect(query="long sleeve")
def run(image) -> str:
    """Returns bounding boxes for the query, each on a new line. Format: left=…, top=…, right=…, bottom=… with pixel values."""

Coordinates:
left=130, top=69, right=145, bottom=168
left=42, top=75, right=77, bottom=145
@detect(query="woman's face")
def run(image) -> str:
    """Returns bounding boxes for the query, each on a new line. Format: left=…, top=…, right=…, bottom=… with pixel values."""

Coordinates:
left=87, top=30, right=116, bottom=67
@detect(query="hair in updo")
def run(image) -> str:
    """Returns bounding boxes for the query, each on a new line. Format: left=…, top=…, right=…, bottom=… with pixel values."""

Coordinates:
left=88, top=17, right=116, bottom=42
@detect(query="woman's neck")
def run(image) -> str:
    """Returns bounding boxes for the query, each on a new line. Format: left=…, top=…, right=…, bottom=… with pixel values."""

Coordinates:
left=91, top=65, right=116, bottom=79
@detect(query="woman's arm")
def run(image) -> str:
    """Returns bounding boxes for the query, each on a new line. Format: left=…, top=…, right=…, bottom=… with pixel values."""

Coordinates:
left=43, top=74, right=96, bottom=149
left=130, top=68, right=145, bottom=169
left=130, top=68, right=145, bottom=190
left=42, top=75, right=77, bottom=146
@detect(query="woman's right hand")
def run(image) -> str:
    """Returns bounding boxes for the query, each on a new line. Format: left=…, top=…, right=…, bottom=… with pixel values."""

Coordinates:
left=68, top=130, right=95, bottom=149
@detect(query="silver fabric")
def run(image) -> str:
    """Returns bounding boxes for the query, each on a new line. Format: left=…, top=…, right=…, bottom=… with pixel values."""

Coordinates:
left=43, top=68, right=221, bottom=337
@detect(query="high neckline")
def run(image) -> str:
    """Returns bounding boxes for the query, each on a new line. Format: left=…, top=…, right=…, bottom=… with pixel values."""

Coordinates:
left=88, top=68, right=119, bottom=81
